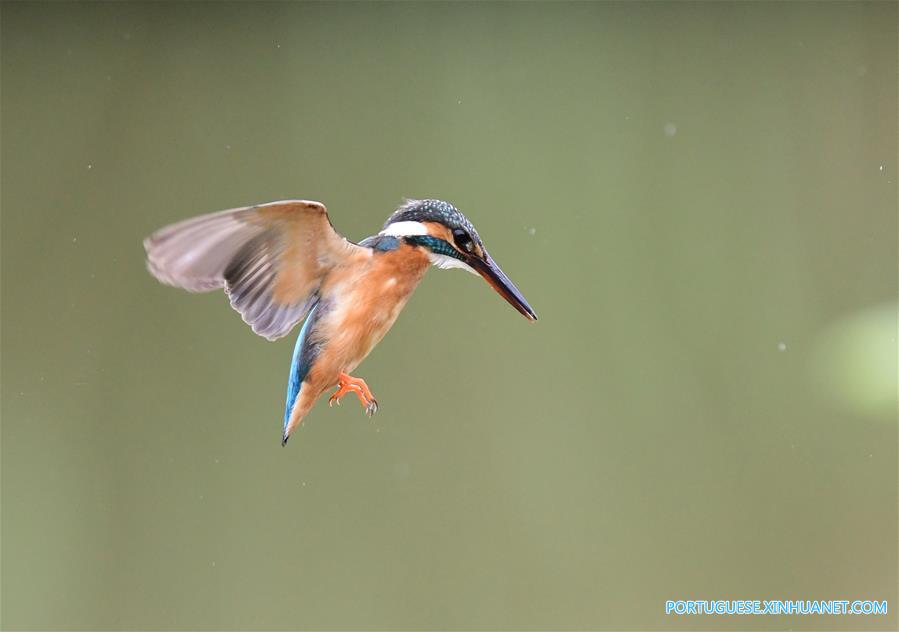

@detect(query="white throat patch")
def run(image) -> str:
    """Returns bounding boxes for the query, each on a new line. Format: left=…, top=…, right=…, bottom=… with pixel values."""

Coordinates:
left=428, top=252, right=477, bottom=275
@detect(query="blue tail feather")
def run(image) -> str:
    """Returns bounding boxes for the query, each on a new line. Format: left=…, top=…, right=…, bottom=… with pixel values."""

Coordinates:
left=283, top=304, right=319, bottom=434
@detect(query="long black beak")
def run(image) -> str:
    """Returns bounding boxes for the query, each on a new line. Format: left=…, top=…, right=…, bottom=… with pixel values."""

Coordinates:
left=469, top=252, right=538, bottom=321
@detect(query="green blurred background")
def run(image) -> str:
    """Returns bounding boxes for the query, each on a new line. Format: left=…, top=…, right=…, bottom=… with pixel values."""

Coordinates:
left=2, top=2, right=896, bottom=630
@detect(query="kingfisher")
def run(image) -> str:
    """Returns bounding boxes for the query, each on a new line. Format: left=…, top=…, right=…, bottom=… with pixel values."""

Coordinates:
left=144, top=198, right=537, bottom=445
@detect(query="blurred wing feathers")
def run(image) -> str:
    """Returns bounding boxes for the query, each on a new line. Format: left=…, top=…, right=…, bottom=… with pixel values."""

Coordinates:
left=144, top=200, right=367, bottom=340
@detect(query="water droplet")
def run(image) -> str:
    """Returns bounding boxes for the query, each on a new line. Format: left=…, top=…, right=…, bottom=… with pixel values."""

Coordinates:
left=87, top=163, right=92, bottom=169
left=777, top=342, right=787, bottom=352
left=527, top=227, right=536, bottom=236
left=663, top=122, right=677, bottom=137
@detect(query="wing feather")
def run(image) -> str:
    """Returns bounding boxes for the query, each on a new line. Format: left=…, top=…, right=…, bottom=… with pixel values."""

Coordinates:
left=144, top=200, right=368, bottom=340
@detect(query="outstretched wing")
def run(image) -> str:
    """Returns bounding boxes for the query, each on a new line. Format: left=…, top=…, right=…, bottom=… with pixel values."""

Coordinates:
left=144, top=200, right=369, bottom=341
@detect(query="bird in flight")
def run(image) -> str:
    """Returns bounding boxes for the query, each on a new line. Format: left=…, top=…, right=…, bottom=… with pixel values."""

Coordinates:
left=144, top=198, right=537, bottom=445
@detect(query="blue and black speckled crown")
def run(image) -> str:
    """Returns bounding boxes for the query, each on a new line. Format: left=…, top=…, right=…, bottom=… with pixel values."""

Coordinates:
left=384, top=199, right=481, bottom=243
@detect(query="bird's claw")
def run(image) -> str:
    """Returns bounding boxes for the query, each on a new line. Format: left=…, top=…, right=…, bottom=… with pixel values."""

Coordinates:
left=329, top=373, right=378, bottom=417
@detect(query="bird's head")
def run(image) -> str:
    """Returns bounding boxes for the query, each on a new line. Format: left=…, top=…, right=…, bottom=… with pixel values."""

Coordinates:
left=379, top=199, right=537, bottom=321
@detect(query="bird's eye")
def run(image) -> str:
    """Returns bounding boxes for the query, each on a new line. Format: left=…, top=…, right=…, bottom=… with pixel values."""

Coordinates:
left=452, top=228, right=474, bottom=253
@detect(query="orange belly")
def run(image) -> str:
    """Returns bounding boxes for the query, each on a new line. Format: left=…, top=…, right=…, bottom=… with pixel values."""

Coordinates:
left=306, top=243, right=430, bottom=389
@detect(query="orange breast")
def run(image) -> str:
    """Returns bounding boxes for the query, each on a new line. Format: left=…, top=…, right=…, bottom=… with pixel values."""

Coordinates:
left=315, top=244, right=430, bottom=377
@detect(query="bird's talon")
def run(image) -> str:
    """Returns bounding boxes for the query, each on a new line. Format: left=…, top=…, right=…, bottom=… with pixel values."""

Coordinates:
left=330, top=372, right=378, bottom=417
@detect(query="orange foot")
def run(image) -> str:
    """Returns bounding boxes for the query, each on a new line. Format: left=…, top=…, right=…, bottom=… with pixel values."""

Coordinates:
left=328, top=372, right=378, bottom=417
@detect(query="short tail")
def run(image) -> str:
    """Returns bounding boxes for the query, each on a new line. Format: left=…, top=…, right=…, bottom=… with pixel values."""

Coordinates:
left=282, top=388, right=318, bottom=446
left=282, top=305, right=319, bottom=446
